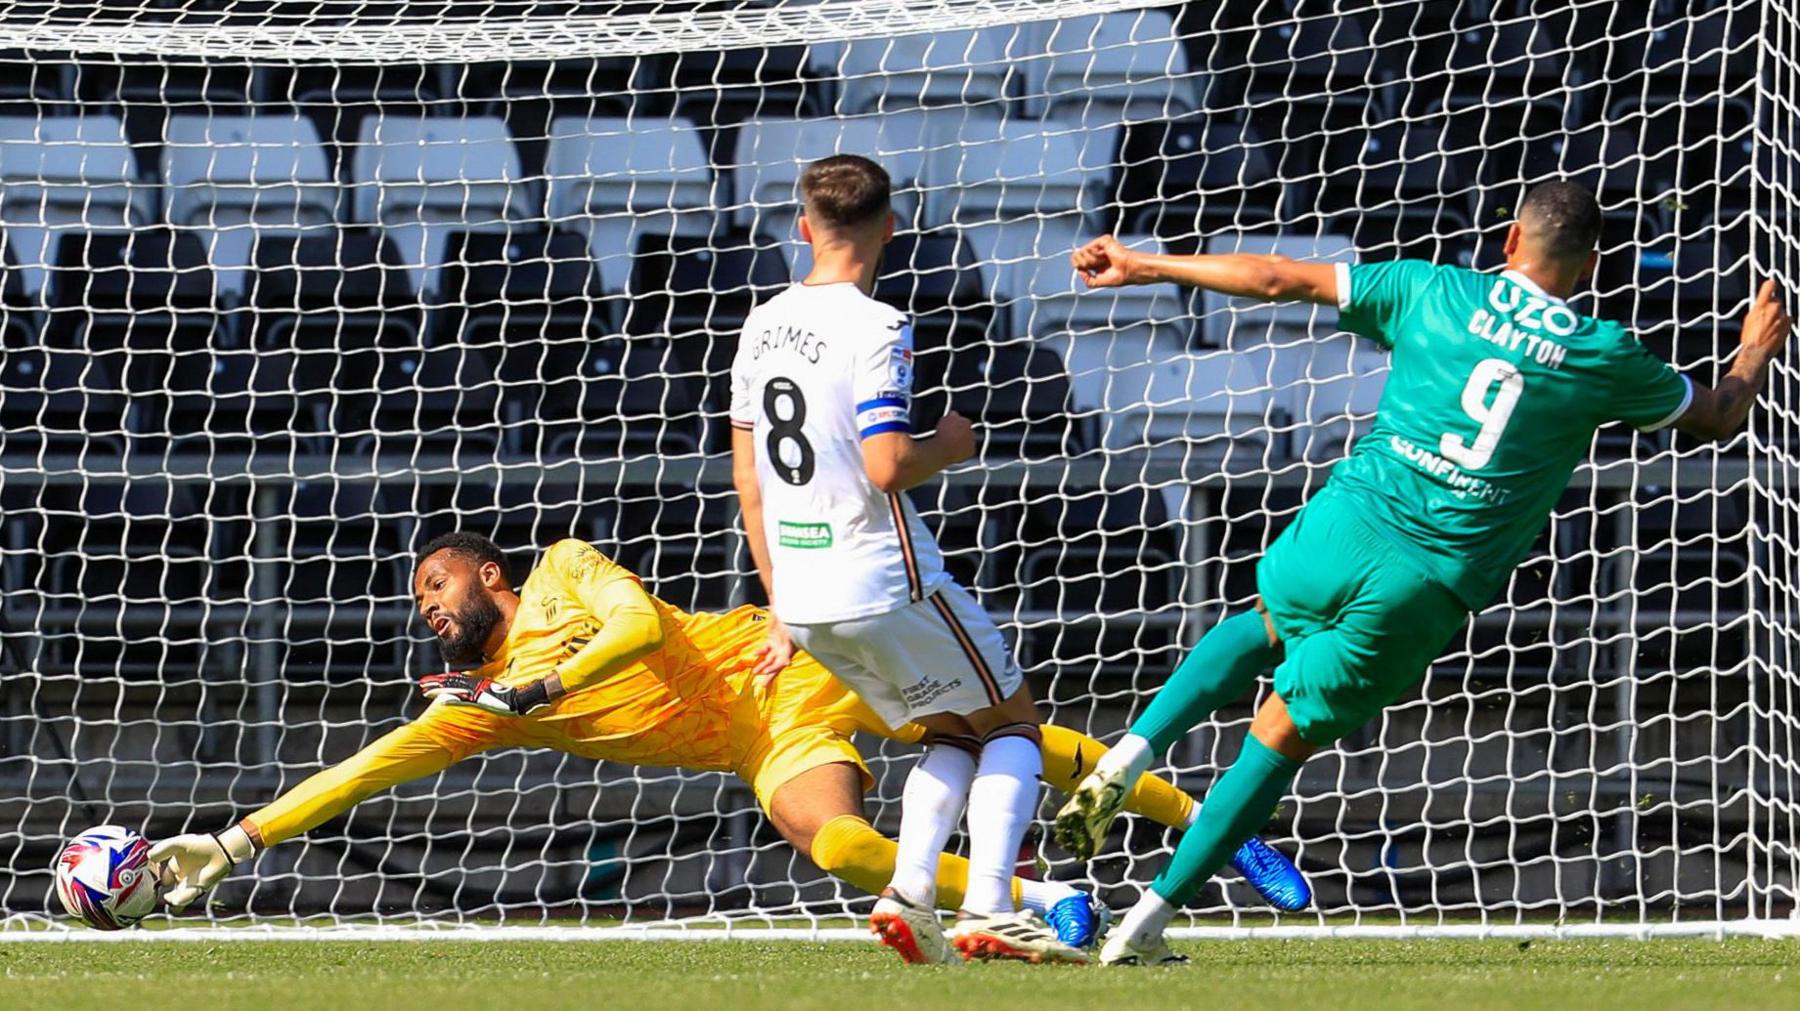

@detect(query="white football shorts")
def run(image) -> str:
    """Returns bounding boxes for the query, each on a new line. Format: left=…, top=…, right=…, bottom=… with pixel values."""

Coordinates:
left=786, top=581, right=1024, bottom=727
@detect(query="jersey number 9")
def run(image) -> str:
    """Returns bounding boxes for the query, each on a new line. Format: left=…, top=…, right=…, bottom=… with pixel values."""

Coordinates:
left=1439, top=357, right=1523, bottom=471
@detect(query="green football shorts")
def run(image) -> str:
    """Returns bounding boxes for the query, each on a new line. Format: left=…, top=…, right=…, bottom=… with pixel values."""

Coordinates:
left=1256, top=488, right=1470, bottom=744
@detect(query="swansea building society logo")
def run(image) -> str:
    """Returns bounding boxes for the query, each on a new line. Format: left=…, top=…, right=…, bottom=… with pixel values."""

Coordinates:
left=777, top=520, right=833, bottom=549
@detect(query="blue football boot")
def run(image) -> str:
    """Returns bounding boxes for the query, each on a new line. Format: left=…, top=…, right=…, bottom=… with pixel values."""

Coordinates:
left=1044, top=892, right=1112, bottom=948
left=1230, top=836, right=1311, bottom=911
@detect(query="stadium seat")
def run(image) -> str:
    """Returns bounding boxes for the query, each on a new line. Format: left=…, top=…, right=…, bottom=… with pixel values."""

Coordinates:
left=1317, top=122, right=1481, bottom=263
left=670, top=46, right=825, bottom=126
left=819, top=28, right=1022, bottom=116
left=0, top=115, right=151, bottom=300
left=731, top=112, right=934, bottom=260
left=71, top=56, right=258, bottom=155
left=1014, top=232, right=1188, bottom=352
left=921, top=119, right=1114, bottom=309
left=1237, top=9, right=1385, bottom=135
left=455, top=57, right=670, bottom=177
left=1015, top=488, right=1182, bottom=680
left=1030, top=10, right=1201, bottom=125
left=1111, top=117, right=1284, bottom=246
left=435, top=226, right=608, bottom=348
left=262, top=63, right=453, bottom=165
left=0, top=343, right=128, bottom=455
left=940, top=339, right=1077, bottom=458
left=624, top=230, right=788, bottom=449
left=546, top=116, right=719, bottom=296
left=0, top=235, right=33, bottom=349
left=163, top=114, right=337, bottom=301
left=41, top=229, right=220, bottom=448
left=246, top=226, right=420, bottom=348
left=1273, top=332, right=1390, bottom=463
left=359, top=343, right=504, bottom=457
left=535, top=334, right=704, bottom=458
left=872, top=231, right=996, bottom=349
left=350, top=115, right=532, bottom=294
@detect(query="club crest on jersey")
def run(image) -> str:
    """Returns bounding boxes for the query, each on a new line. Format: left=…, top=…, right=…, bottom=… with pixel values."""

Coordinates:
left=888, top=344, right=913, bottom=389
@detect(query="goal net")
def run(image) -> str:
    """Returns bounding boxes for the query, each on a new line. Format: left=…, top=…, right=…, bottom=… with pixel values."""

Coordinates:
left=1, top=0, right=1794, bottom=937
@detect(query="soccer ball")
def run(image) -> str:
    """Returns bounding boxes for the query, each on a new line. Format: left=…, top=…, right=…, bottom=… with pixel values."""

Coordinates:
left=54, top=825, right=159, bottom=930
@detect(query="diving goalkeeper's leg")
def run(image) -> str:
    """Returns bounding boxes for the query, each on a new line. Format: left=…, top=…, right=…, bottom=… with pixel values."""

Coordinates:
left=149, top=712, right=477, bottom=911
left=1055, top=608, right=1279, bottom=859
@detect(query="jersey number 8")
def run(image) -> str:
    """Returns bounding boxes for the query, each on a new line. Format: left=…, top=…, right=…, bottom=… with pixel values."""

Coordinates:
left=764, top=377, right=815, bottom=486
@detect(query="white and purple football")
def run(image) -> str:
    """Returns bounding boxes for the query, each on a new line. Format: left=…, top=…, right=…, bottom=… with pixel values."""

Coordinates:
left=54, top=825, right=158, bottom=930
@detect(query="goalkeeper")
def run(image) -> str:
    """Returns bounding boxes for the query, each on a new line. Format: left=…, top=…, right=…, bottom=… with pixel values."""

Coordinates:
left=151, top=531, right=1307, bottom=943
left=1056, top=180, right=1792, bottom=965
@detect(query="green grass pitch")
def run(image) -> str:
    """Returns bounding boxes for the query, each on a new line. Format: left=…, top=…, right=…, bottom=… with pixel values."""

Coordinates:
left=4, top=938, right=1799, bottom=1010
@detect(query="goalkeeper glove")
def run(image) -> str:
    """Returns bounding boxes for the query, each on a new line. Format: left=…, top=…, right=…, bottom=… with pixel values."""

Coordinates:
left=419, top=672, right=552, bottom=716
left=148, top=824, right=257, bottom=912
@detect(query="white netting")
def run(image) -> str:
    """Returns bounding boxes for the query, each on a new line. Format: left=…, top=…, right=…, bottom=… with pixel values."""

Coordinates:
left=0, top=0, right=1793, bottom=934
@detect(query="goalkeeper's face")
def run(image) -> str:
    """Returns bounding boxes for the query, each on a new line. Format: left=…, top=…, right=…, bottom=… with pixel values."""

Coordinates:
left=413, top=553, right=508, bottom=669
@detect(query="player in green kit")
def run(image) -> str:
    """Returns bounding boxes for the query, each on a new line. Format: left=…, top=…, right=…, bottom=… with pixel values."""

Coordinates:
left=1053, top=181, right=1793, bottom=965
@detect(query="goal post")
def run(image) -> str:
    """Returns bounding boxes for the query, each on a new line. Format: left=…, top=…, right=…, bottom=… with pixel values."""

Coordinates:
left=0, top=0, right=1794, bottom=937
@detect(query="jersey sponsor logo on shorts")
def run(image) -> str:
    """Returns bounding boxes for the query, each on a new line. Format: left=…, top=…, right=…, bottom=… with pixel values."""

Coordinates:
left=777, top=520, right=834, bottom=549
left=902, top=676, right=964, bottom=710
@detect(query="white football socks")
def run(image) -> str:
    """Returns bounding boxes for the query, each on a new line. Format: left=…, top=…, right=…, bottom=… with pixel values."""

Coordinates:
left=1017, top=876, right=1080, bottom=914
left=960, top=734, right=1043, bottom=915
left=887, top=743, right=977, bottom=908
left=1097, top=732, right=1154, bottom=785
left=1117, top=887, right=1177, bottom=949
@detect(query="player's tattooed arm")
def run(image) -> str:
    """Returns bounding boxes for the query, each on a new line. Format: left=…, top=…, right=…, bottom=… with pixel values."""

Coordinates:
left=1676, top=279, right=1791, bottom=441
left=1072, top=234, right=1340, bottom=305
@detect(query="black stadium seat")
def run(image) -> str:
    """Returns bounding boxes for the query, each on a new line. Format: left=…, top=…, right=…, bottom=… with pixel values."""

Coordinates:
left=1112, top=118, right=1284, bottom=246
left=435, top=226, right=609, bottom=346
left=534, top=334, right=704, bottom=458
left=624, top=231, right=788, bottom=449
left=247, top=227, right=421, bottom=352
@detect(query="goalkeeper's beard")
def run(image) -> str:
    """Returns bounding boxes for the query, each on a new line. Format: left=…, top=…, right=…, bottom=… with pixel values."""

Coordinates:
left=435, top=591, right=505, bottom=669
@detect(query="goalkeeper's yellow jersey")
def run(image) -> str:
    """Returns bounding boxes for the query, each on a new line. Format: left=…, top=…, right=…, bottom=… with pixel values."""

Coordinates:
left=459, top=538, right=810, bottom=771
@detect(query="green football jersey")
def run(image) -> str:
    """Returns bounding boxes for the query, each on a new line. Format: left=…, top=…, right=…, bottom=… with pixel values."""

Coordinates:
left=1324, top=259, right=1692, bottom=610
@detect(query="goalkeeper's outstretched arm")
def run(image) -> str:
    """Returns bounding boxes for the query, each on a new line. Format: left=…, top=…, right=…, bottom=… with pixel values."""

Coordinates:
left=1071, top=234, right=1339, bottom=305
left=150, top=720, right=462, bottom=911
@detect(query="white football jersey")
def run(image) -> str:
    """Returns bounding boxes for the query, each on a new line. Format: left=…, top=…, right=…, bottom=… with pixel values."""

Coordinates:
left=729, top=282, right=950, bottom=624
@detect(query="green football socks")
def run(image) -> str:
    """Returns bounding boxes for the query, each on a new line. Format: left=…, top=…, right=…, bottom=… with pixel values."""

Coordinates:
left=1150, top=735, right=1301, bottom=905
left=1132, top=609, right=1280, bottom=752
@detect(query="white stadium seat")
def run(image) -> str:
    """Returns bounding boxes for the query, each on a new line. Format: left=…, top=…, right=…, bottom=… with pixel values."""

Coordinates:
left=163, top=114, right=336, bottom=300
left=923, top=118, right=1115, bottom=315
left=1015, top=232, right=1188, bottom=348
left=1031, top=10, right=1202, bottom=124
left=546, top=116, right=719, bottom=294
left=0, top=115, right=150, bottom=299
left=819, top=28, right=1025, bottom=116
left=732, top=111, right=934, bottom=275
left=351, top=115, right=529, bottom=293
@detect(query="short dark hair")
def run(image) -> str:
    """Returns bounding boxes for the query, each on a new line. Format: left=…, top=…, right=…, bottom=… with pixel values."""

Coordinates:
left=1518, top=180, right=1603, bottom=261
left=800, top=154, right=891, bottom=230
left=416, top=531, right=513, bottom=584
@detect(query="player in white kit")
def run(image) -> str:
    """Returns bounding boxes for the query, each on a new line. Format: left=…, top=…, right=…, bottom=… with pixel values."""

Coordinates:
left=729, top=155, right=1085, bottom=965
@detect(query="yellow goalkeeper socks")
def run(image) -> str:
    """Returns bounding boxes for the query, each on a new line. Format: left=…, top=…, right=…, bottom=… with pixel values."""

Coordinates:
left=1039, top=724, right=1196, bottom=828
left=808, top=814, right=1028, bottom=911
